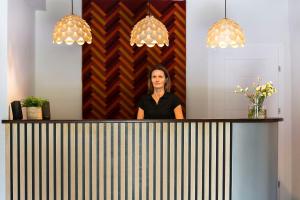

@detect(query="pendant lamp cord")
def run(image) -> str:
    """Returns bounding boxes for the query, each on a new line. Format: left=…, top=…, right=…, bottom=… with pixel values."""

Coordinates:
left=225, top=0, right=227, bottom=18
left=147, top=0, right=150, bottom=16
left=71, top=0, right=74, bottom=14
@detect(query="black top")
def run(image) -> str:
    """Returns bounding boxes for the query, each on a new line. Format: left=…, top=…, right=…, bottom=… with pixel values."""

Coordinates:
left=138, top=92, right=181, bottom=119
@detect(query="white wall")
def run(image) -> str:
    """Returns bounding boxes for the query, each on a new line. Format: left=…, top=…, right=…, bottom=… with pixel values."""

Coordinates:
left=186, top=0, right=292, bottom=200
left=7, top=0, right=36, bottom=102
left=0, top=0, right=37, bottom=198
left=289, top=0, right=300, bottom=199
left=27, top=0, right=46, bottom=10
left=186, top=0, right=292, bottom=112
left=0, top=0, right=8, bottom=198
left=35, top=0, right=82, bottom=119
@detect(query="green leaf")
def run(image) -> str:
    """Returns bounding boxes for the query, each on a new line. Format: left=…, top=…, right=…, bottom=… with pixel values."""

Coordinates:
left=21, top=96, right=48, bottom=107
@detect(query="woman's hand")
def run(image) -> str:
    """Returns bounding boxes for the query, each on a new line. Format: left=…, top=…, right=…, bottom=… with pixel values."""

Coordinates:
left=174, top=105, right=184, bottom=119
left=137, top=107, right=144, bottom=119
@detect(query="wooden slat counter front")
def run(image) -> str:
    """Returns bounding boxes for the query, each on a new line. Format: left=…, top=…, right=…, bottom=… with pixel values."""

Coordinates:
left=2, top=118, right=282, bottom=200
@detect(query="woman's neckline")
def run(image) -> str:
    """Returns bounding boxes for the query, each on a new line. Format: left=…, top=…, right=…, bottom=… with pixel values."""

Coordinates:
left=151, top=91, right=168, bottom=104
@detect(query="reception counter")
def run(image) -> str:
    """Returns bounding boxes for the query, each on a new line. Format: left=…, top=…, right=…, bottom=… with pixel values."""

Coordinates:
left=2, top=118, right=282, bottom=200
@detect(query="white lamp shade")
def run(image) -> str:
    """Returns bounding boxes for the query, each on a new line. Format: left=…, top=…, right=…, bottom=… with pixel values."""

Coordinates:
left=52, top=14, right=92, bottom=45
left=130, top=15, right=169, bottom=48
left=207, top=18, right=245, bottom=48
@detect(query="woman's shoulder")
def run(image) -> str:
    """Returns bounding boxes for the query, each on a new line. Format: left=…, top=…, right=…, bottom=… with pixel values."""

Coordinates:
left=138, top=94, right=151, bottom=105
left=166, top=92, right=181, bottom=106
left=139, top=94, right=151, bottom=101
left=165, top=92, right=179, bottom=99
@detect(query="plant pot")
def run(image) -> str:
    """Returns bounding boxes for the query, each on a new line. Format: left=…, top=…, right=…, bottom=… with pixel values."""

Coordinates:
left=26, top=107, right=42, bottom=120
left=42, top=101, right=51, bottom=120
left=22, top=107, right=27, bottom=120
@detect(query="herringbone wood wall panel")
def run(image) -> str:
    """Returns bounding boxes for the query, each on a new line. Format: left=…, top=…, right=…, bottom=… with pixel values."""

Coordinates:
left=82, top=0, right=186, bottom=119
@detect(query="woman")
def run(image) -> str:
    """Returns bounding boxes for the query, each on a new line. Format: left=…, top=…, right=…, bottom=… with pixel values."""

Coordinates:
left=137, top=65, right=184, bottom=119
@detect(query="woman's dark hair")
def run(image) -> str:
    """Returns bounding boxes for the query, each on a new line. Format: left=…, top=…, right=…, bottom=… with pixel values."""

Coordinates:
left=147, top=64, right=171, bottom=94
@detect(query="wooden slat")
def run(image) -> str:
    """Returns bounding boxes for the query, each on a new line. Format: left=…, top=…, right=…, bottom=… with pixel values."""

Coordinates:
left=56, top=123, right=62, bottom=200
left=163, top=123, right=168, bottom=200
left=27, top=124, right=33, bottom=200
left=148, top=123, right=154, bottom=200
left=71, top=123, right=76, bottom=200
left=176, top=122, right=182, bottom=200
left=34, top=123, right=39, bottom=200
left=63, top=123, right=69, bottom=200
left=5, top=124, right=10, bottom=200
left=4, top=121, right=233, bottom=200
left=120, top=123, right=126, bottom=200
left=211, top=123, right=217, bottom=200
left=198, top=123, right=203, bottom=199
left=12, top=123, right=18, bottom=200
left=84, top=123, right=90, bottom=200
left=142, top=123, right=147, bottom=200
left=92, top=123, right=97, bottom=200
left=134, top=123, right=139, bottom=200
left=190, top=122, right=196, bottom=200
left=19, top=124, right=25, bottom=200
left=113, top=123, right=118, bottom=200
left=225, top=123, right=231, bottom=200
left=49, top=124, right=54, bottom=200
left=183, top=122, right=189, bottom=200
left=155, top=123, right=161, bottom=200
left=204, top=122, right=210, bottom=200
left=218, top=122, right=224, bottom=200
left=77, top=123, right=83, bottom=200
left=127, top=123, right=133, bottom=200
left=106, top=123, right=111, bottom=200
left=99, top=123, right=104, bottom=200
left=41, top=124, right=47, bottom=200
left=169, top=123, right=175, bottom=200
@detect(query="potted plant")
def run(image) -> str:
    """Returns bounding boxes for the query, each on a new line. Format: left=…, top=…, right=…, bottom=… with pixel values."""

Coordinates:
left=22, top=96, right=48, bottom=120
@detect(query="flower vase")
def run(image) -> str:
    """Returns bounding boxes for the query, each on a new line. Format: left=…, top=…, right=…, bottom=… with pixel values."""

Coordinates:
left=248, top=98, right=267, bottom=119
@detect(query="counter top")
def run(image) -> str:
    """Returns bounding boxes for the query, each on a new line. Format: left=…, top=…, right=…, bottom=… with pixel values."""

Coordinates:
left=2, top=118, right=283, bottom=123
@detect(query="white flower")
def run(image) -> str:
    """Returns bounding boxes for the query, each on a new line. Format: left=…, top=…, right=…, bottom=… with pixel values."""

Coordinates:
left=234, top=79, right=276, bottom=101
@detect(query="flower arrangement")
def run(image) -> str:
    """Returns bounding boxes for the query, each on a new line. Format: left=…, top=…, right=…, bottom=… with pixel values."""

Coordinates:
left=234, top=78, right=277, bottom=118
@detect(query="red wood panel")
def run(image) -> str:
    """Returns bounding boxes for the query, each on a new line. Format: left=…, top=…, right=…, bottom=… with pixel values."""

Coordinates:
left=82, top=0, right=186, bottom=119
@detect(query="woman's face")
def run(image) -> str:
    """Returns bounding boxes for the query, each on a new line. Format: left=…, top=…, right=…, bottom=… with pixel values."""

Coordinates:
left=151, top=69, right=166, bottom=90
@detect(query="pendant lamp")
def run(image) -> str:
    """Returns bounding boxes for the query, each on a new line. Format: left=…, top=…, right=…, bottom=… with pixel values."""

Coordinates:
left=207, top=0, right=245, bottom=48
left=130, top=0, right=169, bottom=47
left=52, top=0, right=92, bottom=45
